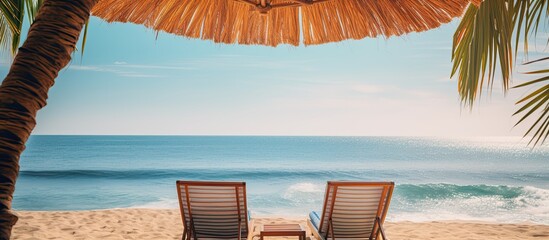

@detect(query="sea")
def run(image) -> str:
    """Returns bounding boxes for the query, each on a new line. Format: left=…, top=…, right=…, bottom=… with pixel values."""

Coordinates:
left=13, top=135, right=549, bottom=224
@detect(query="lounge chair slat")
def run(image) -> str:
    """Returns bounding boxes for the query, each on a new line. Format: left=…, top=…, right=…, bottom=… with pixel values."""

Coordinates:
left=195, top=226, right=240, bottom=231
left=334, top=206, right=380, bottom=211
left=337, top=190, right=383, bottom=195
left=187, top=199, right=239, bottom=202
left=187, top=188, right=239, bottom=192
left=194, top=225, right=240, bottom=230
left=333, top=207, right=379, bottom=212
left=187, top=206, right=238, bottom=210
left=332, top=213, right=378, bottom=219
left=332, top=219, right=375, bottom=225
left=185, top=190, right=239, bottom=194
left=187, top=195, right=238, bottom=199
left=187, top=188, right=238, bottom=193
left=196, top=232, right=240, bottom=237
left=193, top=213, right=238, bottom=219
left=334, top=229, right=373, bottom=234
left=335, top=198, right=383, bottom=203
left=192, top=220, right=240, bottom=224
left=334, top=204, right=381, bottom=208
left=335, top=193, right=383, bottom=198
left=189, top=208, right=240, bottom=213
left=333, top=202, right=381, bottom=208
left=194, top=237, right=241, bottom=240
left=334, top=224, right=375, bottom=230
left=331, top=234, right=373, bottom=237
left=194, top=211, right=243, bottom=215
left=332, top=230, right=372, bottom=234
left=189, top=202, right=238, bottom=206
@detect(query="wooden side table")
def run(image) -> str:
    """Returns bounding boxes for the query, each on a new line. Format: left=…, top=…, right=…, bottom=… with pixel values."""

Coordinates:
left=260, top=224, right=306, bottom=240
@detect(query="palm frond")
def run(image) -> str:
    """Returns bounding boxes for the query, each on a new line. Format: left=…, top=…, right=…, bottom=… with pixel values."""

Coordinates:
left=80, top=19, right=89, bottom=57
left=0, top=0, right=89, bottom=57
left=0, top=0, right=24, bottom=55
left=11, top=0, right=24, bottom=55
left=513, top=0, right=549, bottom=58
left=0, top=0, right=44, bottom=56
left=451, top=0, right=514, bottom=106
left=512, top=0, right=549, bottom=146
left=514, top=58, right=549, bottom=146
left=0, top=11, right=12, bottom=56
left=24, top=0, right=42, bottom=23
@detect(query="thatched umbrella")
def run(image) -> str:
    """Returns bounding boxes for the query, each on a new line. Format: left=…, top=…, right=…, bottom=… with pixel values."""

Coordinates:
left=0, top=0, right=478, bottom=238
left=92, top=0, right=475, bottom=46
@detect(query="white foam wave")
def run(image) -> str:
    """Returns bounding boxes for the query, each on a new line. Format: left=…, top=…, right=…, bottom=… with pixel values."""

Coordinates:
left=520, top=186, right=549, bottom=222
left=281, top=182, right=324, bottom=205
left=390, top=186, right=549, bottom=224
left=286, top=182, right=324, bottom=193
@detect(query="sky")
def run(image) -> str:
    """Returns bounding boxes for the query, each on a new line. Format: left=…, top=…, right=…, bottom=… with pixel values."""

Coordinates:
left=0, top=16, right=545, bottom=137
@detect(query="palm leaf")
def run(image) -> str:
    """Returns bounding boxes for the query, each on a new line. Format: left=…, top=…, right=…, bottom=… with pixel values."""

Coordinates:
left=451, top=1, right=514, bottom=106
left=0, top=0, right=44, bottom=55
left=0, top=0, right=89, bottom=57
left=11, top=0, right=24, bottom=54
left=514, top=0, right=549, bottom=58
left=0, top=7, right=12, bottom=55
left=24, top=0, right=42, bottom=23
left=80, top=19, right=89, bottom=57
left=514, top=57, right=549, bottom=146
left=511, top=0, right=549, bottom=146
left=0, top=0, right=24, bottom=55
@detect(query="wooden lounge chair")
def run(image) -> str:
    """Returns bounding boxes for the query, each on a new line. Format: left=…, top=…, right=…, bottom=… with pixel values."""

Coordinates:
left=176, top=181, right=253, bottom=240
left=307, top=181, right=394, bottom=240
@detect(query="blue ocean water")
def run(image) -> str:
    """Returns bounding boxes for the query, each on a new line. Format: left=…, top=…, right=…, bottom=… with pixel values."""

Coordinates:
left=13, top=136, right=549, bottom=223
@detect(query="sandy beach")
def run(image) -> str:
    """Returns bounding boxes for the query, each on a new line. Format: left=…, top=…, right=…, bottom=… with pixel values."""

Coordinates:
left=11, top=209, right=549, bottom=239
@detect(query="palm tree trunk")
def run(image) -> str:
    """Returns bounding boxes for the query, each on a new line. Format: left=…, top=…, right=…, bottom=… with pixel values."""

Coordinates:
left=0, top=0, right=98, bottom=238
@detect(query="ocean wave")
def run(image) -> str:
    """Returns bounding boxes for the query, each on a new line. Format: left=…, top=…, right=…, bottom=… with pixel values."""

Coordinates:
left=19, top=169, right=548, bottom=184
left=389, top=184, right=549, bottom=224
left=18, top=169, right=376, bottom=180
left=396, top=183, right=527, bottom=200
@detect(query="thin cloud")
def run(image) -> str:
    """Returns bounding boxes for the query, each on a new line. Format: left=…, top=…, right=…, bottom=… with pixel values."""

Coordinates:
left=119, top=73, right=163, bottom=78
left=66, top=64, right=164, bottom=78
left=352, top=84, right=385, bottom=94
left=117, top=64, right=195, bottom=70
left=175, top=55, right=318, bottom=71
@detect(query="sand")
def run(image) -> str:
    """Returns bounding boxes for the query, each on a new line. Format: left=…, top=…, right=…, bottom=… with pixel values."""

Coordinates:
left=11, top=209, right=549, bottom=239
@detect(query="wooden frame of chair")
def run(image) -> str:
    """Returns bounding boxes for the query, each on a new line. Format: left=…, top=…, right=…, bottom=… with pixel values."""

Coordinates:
left=307, top=181, right=394, bottom=240
left=176, top=181, right=251, bottom=240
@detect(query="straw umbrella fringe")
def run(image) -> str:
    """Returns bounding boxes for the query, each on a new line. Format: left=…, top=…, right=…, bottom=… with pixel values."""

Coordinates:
left=0, top=0, right=98, bottom=239
left=92, top=0, right=474, bottom=47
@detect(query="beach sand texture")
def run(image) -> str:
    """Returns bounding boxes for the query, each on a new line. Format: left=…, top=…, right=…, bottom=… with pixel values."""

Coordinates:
left=11, top=209, right=549, bottom=239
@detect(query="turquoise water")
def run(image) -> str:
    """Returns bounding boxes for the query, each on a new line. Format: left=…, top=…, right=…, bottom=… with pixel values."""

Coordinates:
left=13, top=136, right=549, bottom=223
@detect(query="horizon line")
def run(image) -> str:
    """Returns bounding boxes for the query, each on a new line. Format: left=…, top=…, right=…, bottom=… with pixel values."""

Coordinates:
left=29, top=134, right=525, bottom=138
